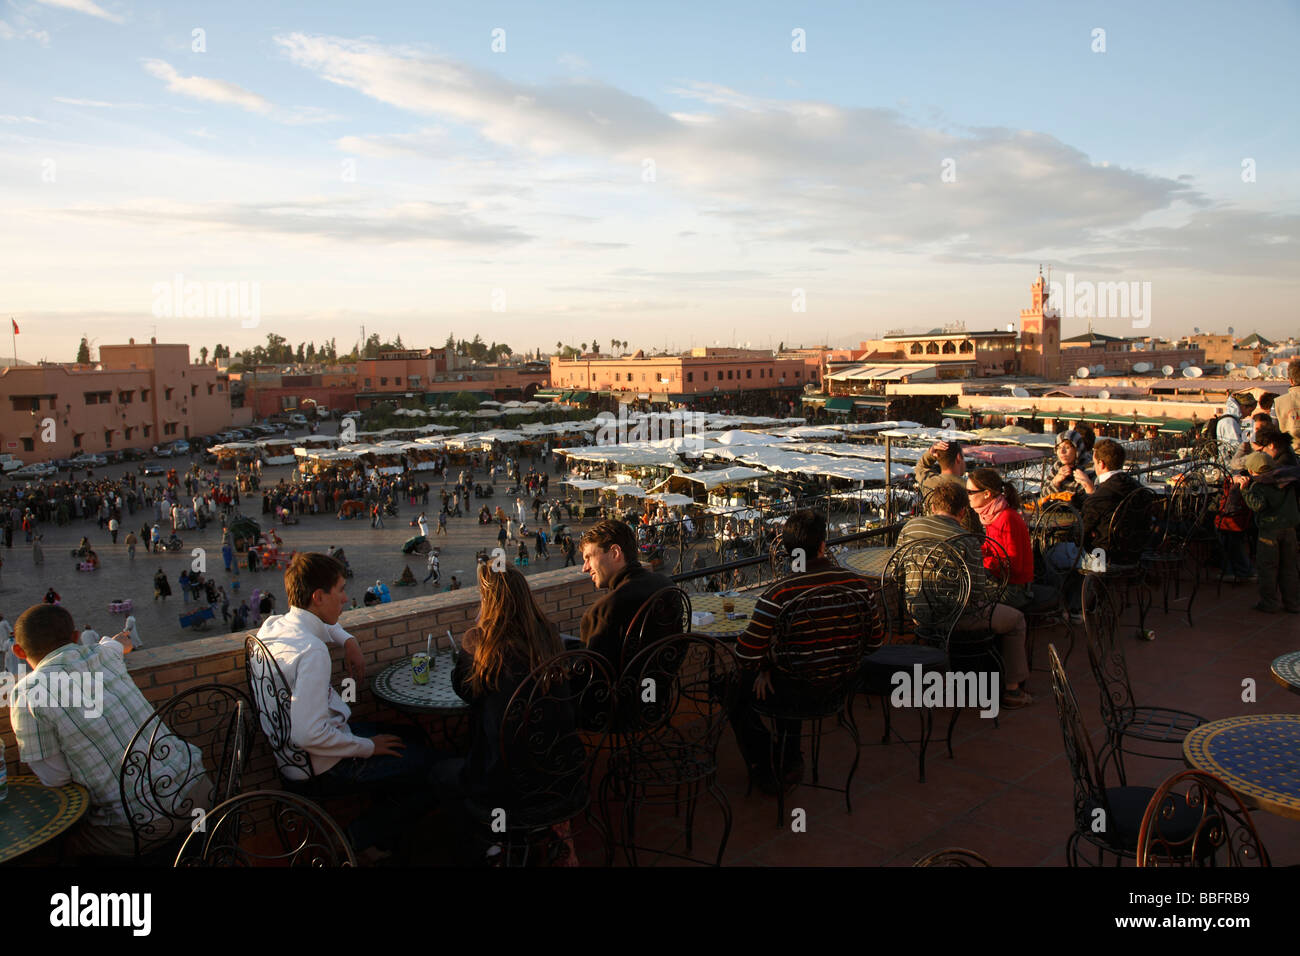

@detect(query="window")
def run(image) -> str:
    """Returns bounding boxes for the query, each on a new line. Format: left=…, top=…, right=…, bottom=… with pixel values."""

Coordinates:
left=143, top=425, right=151, bottom=438
left=380, top=377, right=388, bottom=386
left=727, top=370, right=733, bottom=380
left=910, top=343, right=923, bottom=355
left=83, top=391, right=111, bottom=405
left=795, top=370, right=801, bottom=377
left=9, top=396, right=41, bottom=412
left=409, top=376, right=421, bottom=387
left=73, top=433, right=83, bottom=449
left=925, top=343, right=939, bottom=355
left=21, top=437, right=34, bottom=452
left=746, top=369, right=752, bottom=379
left=164, top=423, right=178, bottom=436
left=942, top=342, right=956, bottom=354
left=703, top=371, right=709, bottom=381
left=141, top=389, right=150, bottom=401
left=627, top=372, right=634, bottom=382
left=217, top=383, right=225, bottom=392
left=124, top=426, right=133, bottom=440
left=687, top=372, right=694, bottom=382
left=207, top=384, right=214, bottom=395
left=164, top=387, right=174, bottom=400
left=118, top=391, right=133, bottom=404
left=364, top=379, right=372, bottom=388
left=103, top=429, right=114, bottom=448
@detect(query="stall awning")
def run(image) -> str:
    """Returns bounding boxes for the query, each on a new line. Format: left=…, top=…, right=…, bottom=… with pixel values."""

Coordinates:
left=532, top=389, right=563, bottom=400
left=569, top=391, right=591, bottom=402
left=825, top=397, right=854, bottom=411
left=942, top=407, right=973, bottom=418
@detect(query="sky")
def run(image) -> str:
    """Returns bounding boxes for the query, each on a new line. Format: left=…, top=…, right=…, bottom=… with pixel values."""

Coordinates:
left=2, top=0, right=1297, bottom=364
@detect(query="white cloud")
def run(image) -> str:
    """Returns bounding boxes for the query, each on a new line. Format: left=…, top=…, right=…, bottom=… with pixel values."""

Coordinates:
left=35, top=0, right=124, bottom=24
left=0, top=17, right=51, bottom=44
left=142, top=59, right=273, bottom=115
left=0, top=115, right=45, bottom=124
left=334, top=127, right=447, bottom=159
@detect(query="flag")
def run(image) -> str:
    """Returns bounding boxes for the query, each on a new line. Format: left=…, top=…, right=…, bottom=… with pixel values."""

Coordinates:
left=10, top=319, right=16, bottom=335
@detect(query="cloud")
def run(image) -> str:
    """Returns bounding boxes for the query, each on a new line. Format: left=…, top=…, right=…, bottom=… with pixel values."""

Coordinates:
left=0, top=115, right=45, bottom=124
left=53, top=197, right=533, bottom=246
left=142, top=59, right=274, bottom=115
left=334, top=127, right=447, bottom=159
left=0, top=17, right=51, bottom=44
left=35, top=0, right=124, bottom=24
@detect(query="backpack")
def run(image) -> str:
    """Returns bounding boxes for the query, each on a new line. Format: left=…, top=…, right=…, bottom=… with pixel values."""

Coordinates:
left=1214, top=477, right=1251, bottom=533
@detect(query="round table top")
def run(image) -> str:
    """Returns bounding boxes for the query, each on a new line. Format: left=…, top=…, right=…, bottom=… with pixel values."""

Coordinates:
left=1182, top=714, right=1300, bottom=821
left=691, top=593, right=759, bottom=638
left=840, top=547, right=894, bottom=579
left=0, top=775, right=90, bottom=864
left=371, top=649, right=469, bottom=714
left=1270, top=652, right=1300, bottom=695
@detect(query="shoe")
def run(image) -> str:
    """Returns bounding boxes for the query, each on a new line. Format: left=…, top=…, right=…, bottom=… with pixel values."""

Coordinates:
left=1252, top=603, right=1280, bottom=614
left=1002, top=688, right=1034, bottom=709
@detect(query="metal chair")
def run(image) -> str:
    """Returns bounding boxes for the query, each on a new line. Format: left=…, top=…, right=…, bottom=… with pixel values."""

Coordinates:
left=1079, top=485, right=1158, bottom=640
left=1047, top=643, right=1205, bottom=867
left=913, top=847, right=992, bottom=867
left=1137, top=770, right=1270, bottom=867
left=621, top=585, right=693, bottom=673
left=860, top=540, right=969, bottom=782
left=174, top=790, right=355, bottom=867
left=747, top=581, right=881, bottom=825
left=466, top=649, right=616, bottom=867
left=1081, top=576, right=1206, bottom=786
left=243, top=634, right=317, bottom=787
left=601, top=634, right=740, bottom=866
left=1029, top=499, right=1083, bottom=667
left=118, top=683, right=254, bottom=863
left=1140, top=468, right=1213, bottom=625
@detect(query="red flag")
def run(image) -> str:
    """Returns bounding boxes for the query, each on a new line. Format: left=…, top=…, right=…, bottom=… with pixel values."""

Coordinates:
left=10, top=319, right=16, bottom=335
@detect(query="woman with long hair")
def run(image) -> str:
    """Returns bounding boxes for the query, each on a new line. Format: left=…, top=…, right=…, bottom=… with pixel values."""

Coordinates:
left=1047, top=433, right=1095, bottom=497
left=966, top=468, right=1036, bottom=610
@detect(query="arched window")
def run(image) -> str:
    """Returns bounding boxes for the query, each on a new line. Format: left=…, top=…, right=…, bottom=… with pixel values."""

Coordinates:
left=942, top=341, right=956, bottom=354
left=959, top=340, right=973, bottom=353
left=910, top=343, right=923, bottom=355
left=925, top=342, right=939, bottom=355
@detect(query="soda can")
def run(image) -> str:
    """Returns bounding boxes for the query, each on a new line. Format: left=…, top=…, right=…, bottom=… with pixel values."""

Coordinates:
left=411, top=652, right=431, bottom=684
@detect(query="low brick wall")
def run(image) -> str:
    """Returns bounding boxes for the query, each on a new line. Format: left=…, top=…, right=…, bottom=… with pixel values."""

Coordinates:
left=1, top=566, right=601, bottom=792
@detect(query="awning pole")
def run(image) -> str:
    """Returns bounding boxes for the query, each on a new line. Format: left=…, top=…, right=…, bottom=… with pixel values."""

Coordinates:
left=884, top=435, right=893, bottom=523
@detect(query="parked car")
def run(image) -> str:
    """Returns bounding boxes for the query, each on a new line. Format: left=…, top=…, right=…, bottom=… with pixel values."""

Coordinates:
left=53, top=458, right=77, bottom=470
left=142, top=463, right=167, bottom=476
left=341, top=410, right=361, bottom=420
left=70, top=453, right=108, bottom=467
left=9, top=462, right=56, bottom=479
left=154, top=445, right=174, bottom=458
left=0, top=457, right=24, bottom=472
left=288, top=414, right=308, bottom=426
left=102, top=449, right=124, bottom=464
left=171, top=440, right=191, bottom=454
left=120, top=448, right=147, bottom=461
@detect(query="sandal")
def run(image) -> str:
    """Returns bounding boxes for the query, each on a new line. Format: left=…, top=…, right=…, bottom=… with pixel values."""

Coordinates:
left=1001, top=688, right=1034, bottom=709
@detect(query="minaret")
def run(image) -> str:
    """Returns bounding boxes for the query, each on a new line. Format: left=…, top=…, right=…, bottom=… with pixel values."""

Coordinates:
left=1019, top=267, right=1061, bottom=378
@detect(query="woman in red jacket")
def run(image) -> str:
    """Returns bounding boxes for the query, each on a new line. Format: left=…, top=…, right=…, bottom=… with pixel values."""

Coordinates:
left=966, top=468, right=1035, bottom=609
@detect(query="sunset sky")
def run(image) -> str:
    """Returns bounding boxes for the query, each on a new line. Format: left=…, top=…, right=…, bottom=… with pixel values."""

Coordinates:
left=2, top=0, right=1297, bottom=363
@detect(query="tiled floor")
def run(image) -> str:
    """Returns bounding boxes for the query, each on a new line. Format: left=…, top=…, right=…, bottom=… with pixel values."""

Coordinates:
left=595, top=575, right=1300, bottom=867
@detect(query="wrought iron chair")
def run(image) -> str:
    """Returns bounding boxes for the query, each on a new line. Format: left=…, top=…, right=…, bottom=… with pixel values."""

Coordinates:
left=243, top=634, right=318, bottom=788
left=1028, top=499, right=1083, bottom=667
left=466, top=649, right=616, bottom=867
left=859, top=540, right=969, bottom=782
left=1081, top=576, right=1206, bottom=786
left=1137, top=770, right=1270, bottom=867
left=1079, top=485, right=1158, bottom=640
left=600, top=634, right=740, bottom=866
left=1047, top=643, right=1205, bottom=866
left=621, top=585, right=693, bottom=673
left=1140, top=468, right=1213, bottom=625
left=174, top=789, right=356, bottom=867
left=119, top=683, right=254, bottom=863
left=913, top=847, right=992, bottom=867
left=746, top=581, right=881, bottom=826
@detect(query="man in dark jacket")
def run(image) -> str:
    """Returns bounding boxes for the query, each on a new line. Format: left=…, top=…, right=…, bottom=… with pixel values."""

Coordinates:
left=1081, top=439, right=1144, bottom=559
left=578, top=520, right=671, bottom=670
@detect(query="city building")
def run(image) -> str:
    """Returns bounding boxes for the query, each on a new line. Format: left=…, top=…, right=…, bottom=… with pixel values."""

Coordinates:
left=0, top=338, right=232, bottom=461
left=546, top=347, right=808, bottom=406
left=356, top=348, right=548, bottom=408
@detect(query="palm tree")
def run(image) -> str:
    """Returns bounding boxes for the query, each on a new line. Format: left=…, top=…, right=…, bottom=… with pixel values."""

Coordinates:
left=555, top=340, right=562, bottom=354
left=581, top=342, right=588, bottom=352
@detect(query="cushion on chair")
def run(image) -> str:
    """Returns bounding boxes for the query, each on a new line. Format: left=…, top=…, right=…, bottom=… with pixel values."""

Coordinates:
left=1088, top=786, right=1218, bottom=855
left=859, top=645, right=947, bottom=695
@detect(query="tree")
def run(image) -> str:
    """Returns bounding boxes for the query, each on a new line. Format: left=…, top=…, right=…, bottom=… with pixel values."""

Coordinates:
left=448, top=391, right=480, bottom=412
left=199, top=346, right=209, bottom=365
left=306, top=342, right=316, bottom=363
left=296, top=343, right=306, bottom=363
left=362, top=333, right=382, bottom=359
left=76, top=336, right=90, bottom=364
left=581, top=342, right=588, bottom=352
left=555, top=340, right=563, bottom=354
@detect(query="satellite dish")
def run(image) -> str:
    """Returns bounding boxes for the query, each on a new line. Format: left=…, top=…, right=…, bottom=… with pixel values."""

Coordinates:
left=1133, top=362, right=1153, bottom=373
left=1228, top=326, right=1235, bottom=335
left=1098, top=389, right=1111, bottom=400
left=1076, top=366, right=1090, bottom=379
left=1179, top=360, right=1190, bottom=369
left=1092, top=364, right=1105, bottom=374
left=1012, top=386, right=1029, bottom=398
left=1193, top=327, right=1201, bottom=334
left=1225, top=361, right=1236, bottom=371
left=1161, top=365, right=1175, bottom=377
left=1245, top=367, right=1262, bottom=380
left=1183, top=366, right=1203, bottom=379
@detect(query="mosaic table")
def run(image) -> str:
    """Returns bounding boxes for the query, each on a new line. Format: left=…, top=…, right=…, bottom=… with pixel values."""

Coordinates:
left=1182, top=714, right=1300, bottom=821
left=840, top=547, right=895, bottom=579
left=690, top=593, right=759, bottom=640
left=372, top=649, right=469, bottom=714
left=0, top=776, right=90, bottom=864
left=1270, top=652, right=1300, bottom=696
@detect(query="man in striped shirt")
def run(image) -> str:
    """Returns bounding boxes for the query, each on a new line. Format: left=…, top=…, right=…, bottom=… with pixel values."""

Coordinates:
left=731, top=510, right=881, bottom=793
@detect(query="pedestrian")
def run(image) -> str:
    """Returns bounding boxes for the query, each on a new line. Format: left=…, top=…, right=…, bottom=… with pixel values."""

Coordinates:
left=125, top=531, right=137, bottom=559
left=221, top=532, right=233, bottom=572
left=219, top=586, right=230, bottom=622
left=417, top=511, right=429, bottom=538
left=437, top=511, right=448, bottom=536
left=1238, top=436, right=1300, bottom=613
left=150, top=524, right=161, bottom=552
left=562, top=534, right=576, bottom=567
left=447, top=575, right=461, bottom=591
left=153, top=569, right=171, bottom=601
left=497, top=523, right=508, bottom=550
left=124, top=614, right=143, bottom=649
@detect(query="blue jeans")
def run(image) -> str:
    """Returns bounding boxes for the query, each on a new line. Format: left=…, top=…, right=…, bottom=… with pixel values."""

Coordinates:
left=316, top=721, right=440, bottom=853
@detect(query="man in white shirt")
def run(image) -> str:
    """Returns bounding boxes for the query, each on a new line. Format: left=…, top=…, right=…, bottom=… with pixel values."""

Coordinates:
left=0, top=612, right=25, bottom=676
left=252, top=552, right=435, bottom=859
left=10, top=603, right=209, bottom=858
